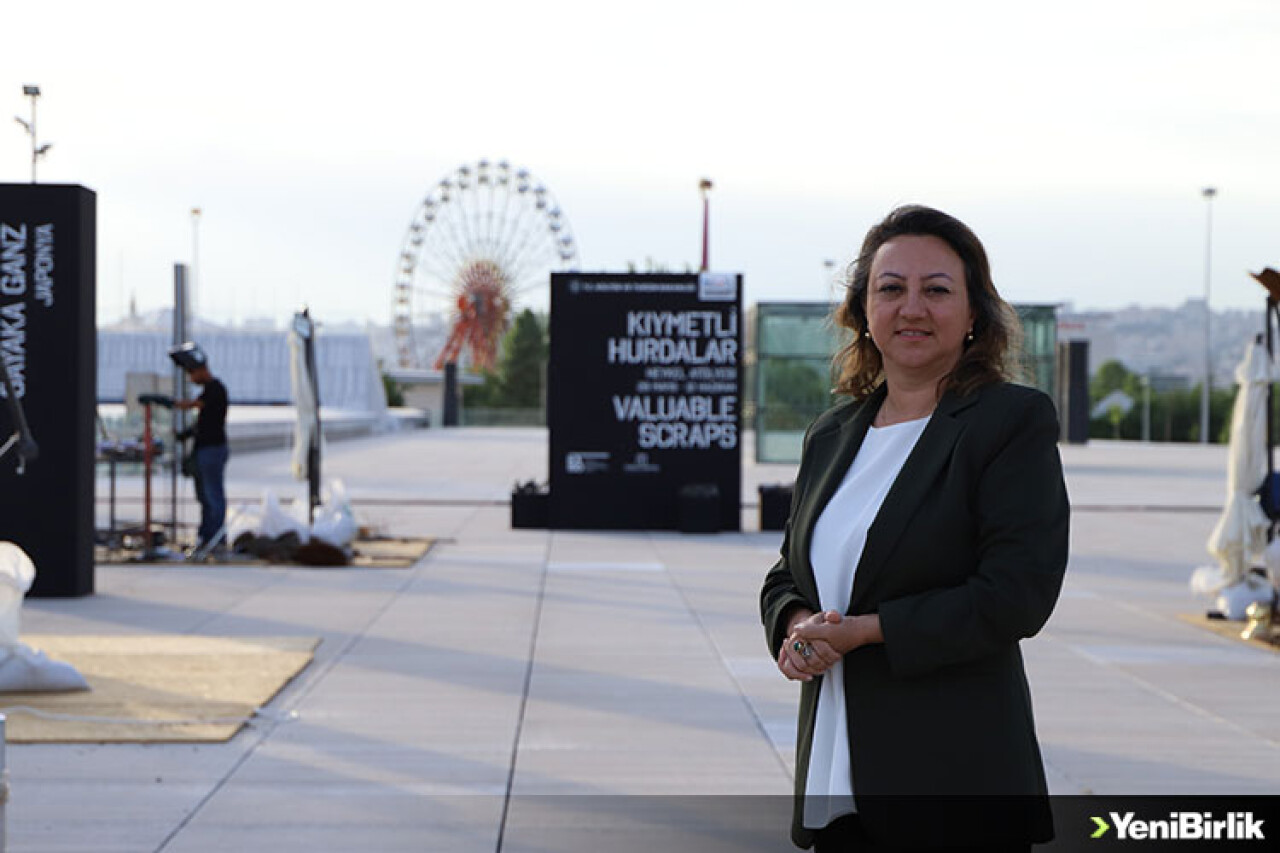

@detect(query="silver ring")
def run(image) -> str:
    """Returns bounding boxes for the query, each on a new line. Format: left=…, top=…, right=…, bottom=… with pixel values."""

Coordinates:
left=801, top=643, right=813, bottom=659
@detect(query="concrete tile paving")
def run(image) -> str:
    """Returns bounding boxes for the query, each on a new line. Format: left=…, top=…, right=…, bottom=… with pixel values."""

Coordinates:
left=3, top=430, right=1277, bottom=851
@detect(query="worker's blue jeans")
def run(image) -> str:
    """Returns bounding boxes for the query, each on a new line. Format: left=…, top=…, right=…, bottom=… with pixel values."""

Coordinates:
left=193, top=444, right=230, bottom=547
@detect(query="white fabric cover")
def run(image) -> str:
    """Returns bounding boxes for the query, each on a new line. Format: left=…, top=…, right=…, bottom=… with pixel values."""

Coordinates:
left=257, top=491, right=311, bottom=540
left=1216, top=577, right=1275, bottom=621
left=310, top=480, right=357, bottom=548
left=226, top=482, right=357, bottom=550
left=1206, top=341, right=1272, bottom=588
left=288, top=328, right=321, bottom=481
left=0, top=543, right=89, bottom=692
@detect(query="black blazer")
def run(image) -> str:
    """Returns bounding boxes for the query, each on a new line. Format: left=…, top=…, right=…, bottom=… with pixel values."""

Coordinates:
left=761, top=382, right=1069, bottom=849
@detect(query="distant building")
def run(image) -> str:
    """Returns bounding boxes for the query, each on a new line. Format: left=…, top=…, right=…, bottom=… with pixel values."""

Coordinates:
left=98, top=326, right=388, bottom=414
left=381, top=367, right=484, bottom=428
left=750, top=301, right=1059, bottom=463
left=1058, top=299, right=1266, bottom=384
left=1056, top=311, right=1116, bottom=376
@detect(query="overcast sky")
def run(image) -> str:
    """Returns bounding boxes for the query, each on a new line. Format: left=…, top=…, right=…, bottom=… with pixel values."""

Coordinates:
left=4, top=0, right=1278, bottom=328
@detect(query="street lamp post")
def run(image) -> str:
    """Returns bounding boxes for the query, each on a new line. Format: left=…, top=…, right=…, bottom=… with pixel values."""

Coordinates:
left=191, top=207, right=202, bottom=326
left=1200, top=187, right=1217, bottom=444
left=13, top=85, right=52, bottom=183
left=1141, top=373, right=1151, bottom=443
left=699, top=178, right=713, bottom=272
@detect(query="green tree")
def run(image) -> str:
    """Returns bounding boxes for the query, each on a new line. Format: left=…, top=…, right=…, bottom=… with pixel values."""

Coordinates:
left=381, top=373, right=405, bottom=408
left=461, top=309, right=548, bottom=410
left=761, top=360, right=832, bottom=430
left=1088, top=371, right=1238, bottom=443
left=497, top=309, right=549, bottom=408
left=463, top=366, right=505, bottom=408
left=1089, top=359, right=1142, bottom=402
left=1088, top=360, right=1139, bottom=440
left=1106, top=403, right=1126, bottom=439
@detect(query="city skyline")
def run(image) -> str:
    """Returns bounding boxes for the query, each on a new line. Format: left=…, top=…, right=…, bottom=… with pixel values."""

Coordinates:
left=5, top=1, right=1278, bottom=327
left=105, top=296, right=1274, bottom=389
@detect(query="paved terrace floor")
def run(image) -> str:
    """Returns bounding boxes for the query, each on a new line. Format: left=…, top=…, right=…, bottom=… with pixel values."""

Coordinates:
left=5, top=430, right=1278, bottom=851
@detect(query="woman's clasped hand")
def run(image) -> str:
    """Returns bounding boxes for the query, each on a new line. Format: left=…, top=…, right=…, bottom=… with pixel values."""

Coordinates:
left=777, top=609, right=883, bottom=681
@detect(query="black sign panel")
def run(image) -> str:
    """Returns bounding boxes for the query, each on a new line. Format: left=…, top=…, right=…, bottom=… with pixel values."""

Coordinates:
left=0, top=184, right=96, bottom=597
left=548, top=272, right=742, bottom=530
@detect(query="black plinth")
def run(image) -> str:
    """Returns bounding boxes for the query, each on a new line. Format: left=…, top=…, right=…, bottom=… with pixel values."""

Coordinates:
left=0, top=184, right=96, bottom=597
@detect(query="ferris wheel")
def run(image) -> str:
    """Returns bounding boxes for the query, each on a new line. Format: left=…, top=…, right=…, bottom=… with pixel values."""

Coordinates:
left=392, top=159, right=579, bottom=370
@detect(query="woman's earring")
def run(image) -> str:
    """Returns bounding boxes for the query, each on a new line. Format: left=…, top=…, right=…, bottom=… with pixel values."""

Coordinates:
left=863, top=331, right=871, bottom=339
left=966, top=328, right=974, bottom=342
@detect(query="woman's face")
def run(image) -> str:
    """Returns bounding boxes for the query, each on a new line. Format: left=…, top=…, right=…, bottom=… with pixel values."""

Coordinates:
left=865, top=234, right=974, bottom=385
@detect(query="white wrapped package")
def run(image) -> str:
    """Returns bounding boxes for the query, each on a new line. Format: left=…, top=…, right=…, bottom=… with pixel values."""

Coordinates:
left=0, top=543, right=88, bottom=692
left=1216, top=576, right=1275, bottom=621
left=258, top=491, right=310, bottom=541
left=310, top=479, right=357, bottom=548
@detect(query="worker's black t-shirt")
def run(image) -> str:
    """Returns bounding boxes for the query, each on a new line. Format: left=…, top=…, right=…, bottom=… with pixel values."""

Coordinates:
left=194, top=378, right=228, bottom=448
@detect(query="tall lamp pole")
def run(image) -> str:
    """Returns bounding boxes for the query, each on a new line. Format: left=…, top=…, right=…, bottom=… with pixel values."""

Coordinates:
left=1200, top=187, right=1217, bottom=444
left=191, top=207, right=202, bottom=327
left=13, top=85, right=52, bottom=183
left=699, top=178, right=713, bottom=271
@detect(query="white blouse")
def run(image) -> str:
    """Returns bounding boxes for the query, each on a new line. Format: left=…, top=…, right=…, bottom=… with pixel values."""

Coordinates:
left=803, top=415, right=930, bottom=829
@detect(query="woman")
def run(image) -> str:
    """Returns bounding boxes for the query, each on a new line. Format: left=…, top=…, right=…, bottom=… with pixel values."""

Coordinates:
left=760, top=205, right=1069, bottom=851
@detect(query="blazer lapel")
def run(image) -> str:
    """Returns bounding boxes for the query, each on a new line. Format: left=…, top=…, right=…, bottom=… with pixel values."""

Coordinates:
left=849, top=389, right=980, bottom=609
left=791, top=386, right=885, bottom=603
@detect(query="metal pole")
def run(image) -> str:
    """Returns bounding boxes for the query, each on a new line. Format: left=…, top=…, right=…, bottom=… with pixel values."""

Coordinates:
left=17, top=85, right=48, bottom=185
left=822, top=259, right=837, bottom=302
left=442, top=362, right=459, bottom=427
left=699, top=178, right=713, bottom=272
left=190, top=209, right=201, bottom=329
left=28, top=92, right=37, bottom=184
left=1142, top=374, right=1151, bottom=443
left=172, top=264, right=188, bottom=546
left=304, top=312, right=321, bottom=524
left=109, top=458, right=116, bottom=542
left=1200, top=187, right=1217, bottom=443
left=143, top=403, right=154, bottom=556
left=0, top=713, right=8, bottom=851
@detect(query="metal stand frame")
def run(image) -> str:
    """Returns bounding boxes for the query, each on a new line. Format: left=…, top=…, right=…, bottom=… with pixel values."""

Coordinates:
left=0, top=352, right=37, bottom=474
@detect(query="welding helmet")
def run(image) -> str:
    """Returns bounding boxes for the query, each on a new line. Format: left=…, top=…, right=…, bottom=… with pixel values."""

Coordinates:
left=167, top=342, right=208, bottom=372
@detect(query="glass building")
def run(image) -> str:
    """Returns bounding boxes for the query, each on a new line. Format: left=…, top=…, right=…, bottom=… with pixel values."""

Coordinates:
left=752, top=302, right=1058, bottom=463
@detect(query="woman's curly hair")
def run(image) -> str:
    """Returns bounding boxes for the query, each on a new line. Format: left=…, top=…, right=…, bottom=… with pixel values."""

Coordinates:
left=832, top=204, right=1023, bottom=400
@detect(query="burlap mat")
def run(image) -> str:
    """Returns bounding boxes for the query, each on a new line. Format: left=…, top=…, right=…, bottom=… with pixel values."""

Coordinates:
left=95, top=536, right=434, bottom=568
left=0, top=635, right=318, bottom=742
left=351, top=536, right=434, bottom=568
left=1177, top=613, right=1280, bottom=653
